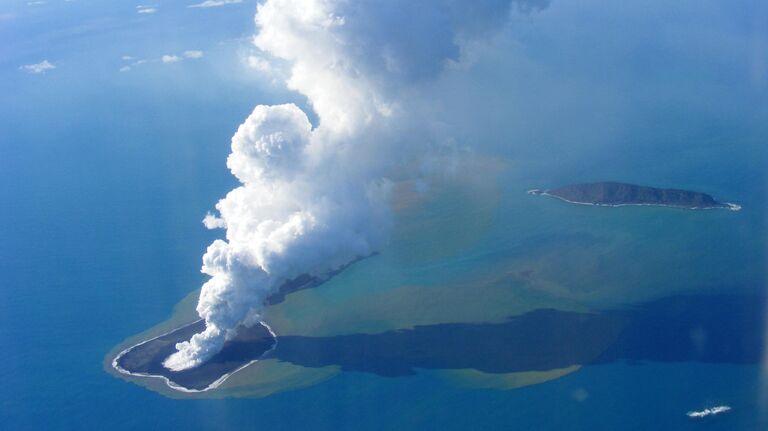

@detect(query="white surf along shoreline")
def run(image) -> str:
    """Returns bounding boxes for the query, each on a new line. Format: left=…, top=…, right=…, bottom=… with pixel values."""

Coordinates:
left=111, top=320, right=278, bottom=393
left=527, top=189, right=741, bottom=211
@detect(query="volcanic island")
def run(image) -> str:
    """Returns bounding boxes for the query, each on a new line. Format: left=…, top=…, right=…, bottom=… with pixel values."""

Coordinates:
left=110, top=274, right=328, bottom=391
left=528, top=181, right=740, bottom=211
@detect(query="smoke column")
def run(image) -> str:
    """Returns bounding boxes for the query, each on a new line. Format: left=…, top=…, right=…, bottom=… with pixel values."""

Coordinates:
left=165, top=0, right=545, bottom=371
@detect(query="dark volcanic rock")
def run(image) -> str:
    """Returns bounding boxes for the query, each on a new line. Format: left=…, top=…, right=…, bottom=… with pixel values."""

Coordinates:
left=115, top=321, right=275, bottom=391
left=113, top=260, right=369, bottom=391
left=532, top=182, right=736, bottom=209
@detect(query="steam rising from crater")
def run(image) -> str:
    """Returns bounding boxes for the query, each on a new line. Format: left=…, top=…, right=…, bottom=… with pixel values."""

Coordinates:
left=165, top=0, right=547, bottom=371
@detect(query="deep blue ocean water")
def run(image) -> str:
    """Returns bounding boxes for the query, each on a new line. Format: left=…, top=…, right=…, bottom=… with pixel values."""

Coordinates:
left=2, top=0, right=767, bottom=429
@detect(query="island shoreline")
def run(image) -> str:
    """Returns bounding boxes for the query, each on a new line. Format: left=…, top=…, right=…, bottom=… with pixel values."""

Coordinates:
left=112, top=320, right=278, bottom=393
left=527, top=189, right=741, bottom=211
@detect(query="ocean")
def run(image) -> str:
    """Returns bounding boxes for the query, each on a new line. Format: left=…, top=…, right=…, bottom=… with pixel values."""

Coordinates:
left=2, top=0, right=766, bottom=429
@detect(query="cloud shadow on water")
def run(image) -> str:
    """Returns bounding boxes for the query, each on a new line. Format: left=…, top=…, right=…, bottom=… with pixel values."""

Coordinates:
left=115, top=294, right=763, bottom=391
left=268, top=294, right=764, bottom=376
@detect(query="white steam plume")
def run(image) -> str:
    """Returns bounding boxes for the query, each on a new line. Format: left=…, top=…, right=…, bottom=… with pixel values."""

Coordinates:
left=165, top=0, right=545, bottom=371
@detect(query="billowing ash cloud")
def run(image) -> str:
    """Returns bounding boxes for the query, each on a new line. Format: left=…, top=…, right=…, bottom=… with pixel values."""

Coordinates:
left=165, top=0, right=547, bottom=371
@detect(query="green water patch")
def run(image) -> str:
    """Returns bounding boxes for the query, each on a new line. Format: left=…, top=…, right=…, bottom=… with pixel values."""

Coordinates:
left=106, top=157, right=580, bottom=397
left=479, top=171, right=764, bottom=308
left=107, top=154, right=762, bottom=398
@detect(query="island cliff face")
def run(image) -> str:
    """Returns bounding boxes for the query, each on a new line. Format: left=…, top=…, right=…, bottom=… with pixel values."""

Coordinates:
left=528, top=182, right=739, bottom=210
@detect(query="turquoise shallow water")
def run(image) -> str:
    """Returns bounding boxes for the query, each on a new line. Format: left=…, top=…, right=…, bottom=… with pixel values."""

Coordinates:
left=2, top=0, right=767, bottom=429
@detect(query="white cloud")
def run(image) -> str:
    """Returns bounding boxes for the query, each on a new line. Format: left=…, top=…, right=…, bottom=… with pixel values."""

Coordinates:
left=188, top=0, right=242, bottom=8
left=246, top=55, right=272, bottom=72
left=136, top=5, right=157, bottom=14
left=158, top=52, right=202, bottom=65
left=161, top=55, right=182, bottom=63
left=27, top=1, right=46, bottom=6
left=202, top=213, right=226, bottom=229
left=687, top=405, right=732, bottom=418
left=183, top=50, right=204, bottom=59
left=165, top=0, right=540, bottom=371
left=19, top=60, right=56, bottom=74
left=119, top=58, right=148, bottom=73
left=121, top=56, right=135, bottom=61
